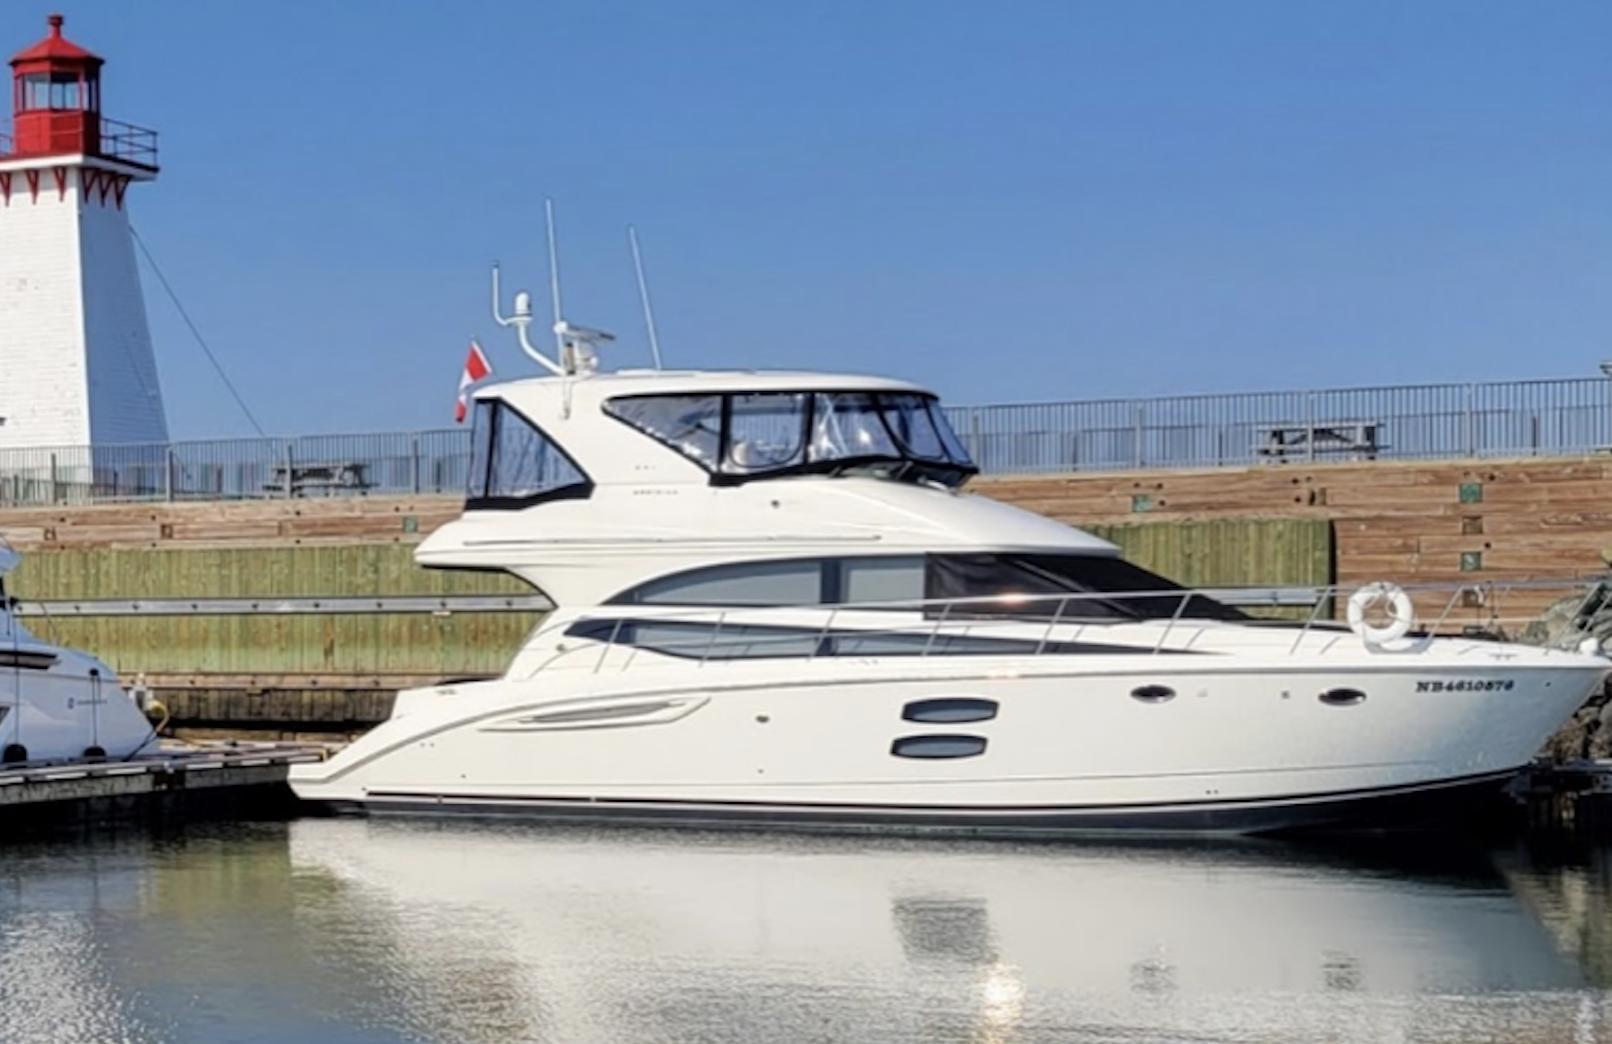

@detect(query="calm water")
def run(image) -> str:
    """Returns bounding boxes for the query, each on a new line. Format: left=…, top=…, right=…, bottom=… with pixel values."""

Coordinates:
left=1, top=819, right=1610, bottom=1044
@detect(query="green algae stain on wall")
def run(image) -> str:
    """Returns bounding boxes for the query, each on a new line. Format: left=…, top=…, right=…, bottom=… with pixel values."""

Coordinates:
left=5, top=544, right=541, bottom=676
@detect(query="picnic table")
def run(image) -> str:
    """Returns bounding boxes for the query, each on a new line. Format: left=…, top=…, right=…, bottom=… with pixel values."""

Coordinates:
left=266, top=461, right=372, bottom=497
left=1256, top=421, right=1384, bottom=461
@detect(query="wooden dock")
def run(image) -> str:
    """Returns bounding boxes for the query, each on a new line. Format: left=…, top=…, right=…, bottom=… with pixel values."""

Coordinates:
left=0, top=742, right=327, bottom=832
left=1515, top=759, right=1612, bottom=836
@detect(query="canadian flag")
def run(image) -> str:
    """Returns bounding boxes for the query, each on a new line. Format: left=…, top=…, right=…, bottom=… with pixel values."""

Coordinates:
left=455, top=340, right=492, bottom=423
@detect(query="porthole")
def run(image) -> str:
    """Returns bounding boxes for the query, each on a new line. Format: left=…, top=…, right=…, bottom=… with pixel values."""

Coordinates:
left=1130, top=685, right=1176, bottom=704
left=902, top=698, right=998, bottom=724
left=891, top=735, right=987, bottom=759
left=1319, top=688, right=1366, bottom=707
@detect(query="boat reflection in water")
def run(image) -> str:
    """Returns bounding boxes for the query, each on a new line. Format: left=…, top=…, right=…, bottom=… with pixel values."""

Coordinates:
left=285, top=821, right=1611, bottom=1044
left=1, top=820, right=1610, bottom=1044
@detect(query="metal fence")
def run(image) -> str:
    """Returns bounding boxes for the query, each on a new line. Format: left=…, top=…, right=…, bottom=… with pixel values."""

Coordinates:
left=2, top=377, right=1610, bottom=506
left=941, top=377, right=1612, bottom=475
left=0, top=430, right=472, bottom=506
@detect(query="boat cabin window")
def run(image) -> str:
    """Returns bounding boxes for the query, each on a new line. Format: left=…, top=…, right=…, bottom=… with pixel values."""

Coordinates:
left=466, top=399, right=592, bottom=509
left=610, top=556, right=926, bottom=607
left=564, top=619, right=1174, bottom=659
left=623, top=559, right=827, bottom=607
left=926, top=554, right=1246, bottom=622
left=604, top=390, right=976, bottom=487
left=607, top=553, right=1243, bottom=621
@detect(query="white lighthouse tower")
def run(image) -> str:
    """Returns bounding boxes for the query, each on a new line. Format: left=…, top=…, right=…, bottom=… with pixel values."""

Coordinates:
left=0, top=14, right=168, bottom=456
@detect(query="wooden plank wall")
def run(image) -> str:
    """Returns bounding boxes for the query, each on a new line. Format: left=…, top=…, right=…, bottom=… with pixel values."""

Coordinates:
left=6, top=544, right=538, bottom=678
left=977, top=455, right=1612, bottom=629
left=1087, top=518, right=1332, bottom=590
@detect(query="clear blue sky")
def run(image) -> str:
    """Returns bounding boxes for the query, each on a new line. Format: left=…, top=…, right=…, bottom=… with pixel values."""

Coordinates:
left=6, top=2, right=1611, bottom=438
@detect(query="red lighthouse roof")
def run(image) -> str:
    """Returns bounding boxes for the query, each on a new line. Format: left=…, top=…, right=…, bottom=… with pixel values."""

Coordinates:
left=3, top=14, right=157, bottom=173
left=10, top=15, right=102, bottom=70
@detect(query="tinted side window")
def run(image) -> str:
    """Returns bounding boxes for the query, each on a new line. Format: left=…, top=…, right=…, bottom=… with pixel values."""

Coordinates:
left=841, top=557, right=925, bottom=605
left=925, top=554, right=1244, bottom=622
left=625, top=560, right=825, bottom=607
left=609, top=557, right=924, bottom=608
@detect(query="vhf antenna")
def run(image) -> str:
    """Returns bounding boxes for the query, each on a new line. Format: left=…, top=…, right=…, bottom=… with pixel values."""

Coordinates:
left=628, top=225, right=665, bottom=370
left=545, top=198, right=566, bottom=360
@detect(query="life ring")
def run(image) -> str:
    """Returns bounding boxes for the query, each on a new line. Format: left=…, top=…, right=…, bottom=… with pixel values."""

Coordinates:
left=1346, top=582, right=1415, bottom=646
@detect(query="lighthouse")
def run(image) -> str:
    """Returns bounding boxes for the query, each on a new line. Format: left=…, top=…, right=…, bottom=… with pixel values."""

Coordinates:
left=0, top=14, right=168, bottom=455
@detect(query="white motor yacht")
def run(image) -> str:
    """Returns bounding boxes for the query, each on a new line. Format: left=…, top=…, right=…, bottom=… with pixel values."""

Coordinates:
left=291, top=295, right=1609, bottom=833
left=0, top=542, right=157, bottom=764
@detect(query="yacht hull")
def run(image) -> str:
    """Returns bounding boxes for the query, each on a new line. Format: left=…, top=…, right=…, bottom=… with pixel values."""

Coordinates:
left=291, top=653, right=1606, bottom=836
left=330, top=770, right=1518, bottom=836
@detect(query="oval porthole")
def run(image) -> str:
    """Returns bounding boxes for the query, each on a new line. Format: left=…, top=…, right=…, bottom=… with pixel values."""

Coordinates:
left=1319, top=688, right=1367, bottom=707
left=891, top=735, right=987, bottom=759
left=902, top=698, right=998, bottom=724
left=1130, top=685, right=1176, bottom=704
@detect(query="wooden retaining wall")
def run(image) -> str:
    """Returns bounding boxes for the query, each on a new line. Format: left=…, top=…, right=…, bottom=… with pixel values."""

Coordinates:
left=977, top=455, right=1612, bottom=630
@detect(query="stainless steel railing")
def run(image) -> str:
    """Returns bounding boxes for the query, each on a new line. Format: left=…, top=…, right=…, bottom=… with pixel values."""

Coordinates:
left=544, top=579, right=1606, bottom=673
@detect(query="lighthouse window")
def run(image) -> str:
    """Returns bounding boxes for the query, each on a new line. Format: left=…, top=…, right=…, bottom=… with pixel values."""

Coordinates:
left=20, top=75, right=49, bottom=110
left=18, top=73, right=83, bottom=111
left=466, top=399, right=591, bottom=509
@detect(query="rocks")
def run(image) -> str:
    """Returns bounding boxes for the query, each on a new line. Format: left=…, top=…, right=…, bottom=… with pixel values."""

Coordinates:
left=1543, top=676, right=1612, bottom=762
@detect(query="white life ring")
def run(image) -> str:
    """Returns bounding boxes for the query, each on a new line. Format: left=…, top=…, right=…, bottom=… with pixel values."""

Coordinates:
left=1346, top=582, right=1415, bottom=646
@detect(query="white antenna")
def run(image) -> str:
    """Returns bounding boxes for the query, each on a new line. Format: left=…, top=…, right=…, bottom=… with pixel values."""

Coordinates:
left=545, top=198, right=565, bottom=359
left=628, top=225, right=665, bottom=370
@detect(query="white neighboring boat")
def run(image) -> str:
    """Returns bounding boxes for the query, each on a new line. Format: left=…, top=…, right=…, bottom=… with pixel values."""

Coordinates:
left=0, top=541, right=156, bottom=764
left=290, top=264, right=1610, bottom=834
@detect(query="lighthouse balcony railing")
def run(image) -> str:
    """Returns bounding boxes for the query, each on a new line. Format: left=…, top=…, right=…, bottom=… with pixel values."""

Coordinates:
left=96, top=116, right=158, bottom=169
left=0, top=116, right=156, bottom=169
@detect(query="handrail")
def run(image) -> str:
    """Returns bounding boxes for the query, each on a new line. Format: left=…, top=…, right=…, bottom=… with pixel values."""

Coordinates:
left=557, top=578, right=1606, bottom=672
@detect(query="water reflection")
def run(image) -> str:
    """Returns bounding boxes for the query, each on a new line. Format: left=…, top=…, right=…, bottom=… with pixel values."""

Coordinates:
left=0, top=821, right=1608, bottom=1043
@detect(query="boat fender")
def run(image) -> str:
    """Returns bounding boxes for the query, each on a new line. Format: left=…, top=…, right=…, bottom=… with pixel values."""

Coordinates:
left=1346, top=582, right=1414, bottom=646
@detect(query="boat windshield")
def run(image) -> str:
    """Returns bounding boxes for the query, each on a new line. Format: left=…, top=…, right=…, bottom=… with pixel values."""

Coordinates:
left=605, top=390, right=977, bottom=487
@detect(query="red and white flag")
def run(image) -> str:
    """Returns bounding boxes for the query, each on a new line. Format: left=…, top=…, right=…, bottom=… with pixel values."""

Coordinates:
left=454, top=340, right=492, bottom=423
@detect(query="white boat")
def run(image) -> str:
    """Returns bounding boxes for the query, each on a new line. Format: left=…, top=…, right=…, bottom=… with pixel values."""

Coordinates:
left=0, top=541, right=157, bottom=764
left=290, top=269, right=1610, bottom=834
